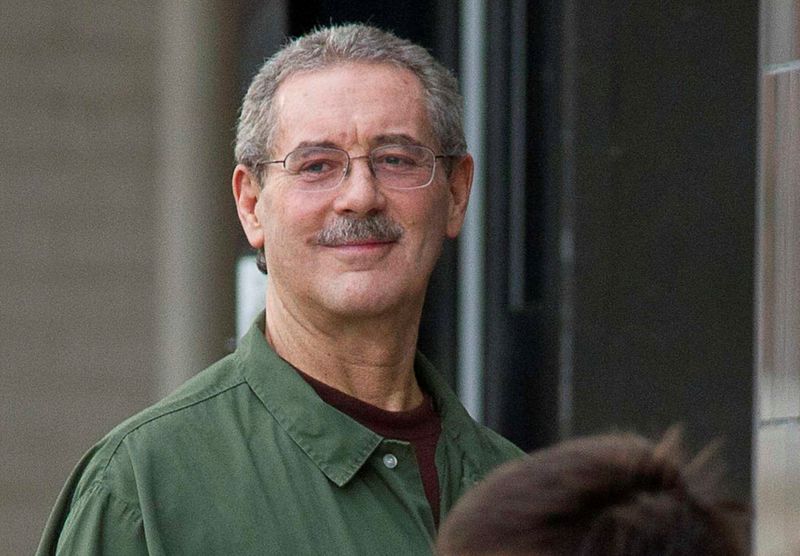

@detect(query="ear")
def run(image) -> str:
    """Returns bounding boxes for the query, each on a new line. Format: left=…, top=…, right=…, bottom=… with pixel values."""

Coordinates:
left=445, top=154, right=474, bottom=238
left=232, top=164, right=265, bottom=249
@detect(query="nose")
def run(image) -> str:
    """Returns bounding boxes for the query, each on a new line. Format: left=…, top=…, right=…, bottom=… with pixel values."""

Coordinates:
left=331, top=155, right=387, bottom=215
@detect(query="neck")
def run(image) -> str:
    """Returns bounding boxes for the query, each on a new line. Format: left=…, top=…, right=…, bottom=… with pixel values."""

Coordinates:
left=264, top=285, right=425, bottom=412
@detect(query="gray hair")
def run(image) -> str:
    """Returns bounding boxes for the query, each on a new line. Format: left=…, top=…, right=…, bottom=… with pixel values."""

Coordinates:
left=234, top=23, right=466, bottom=170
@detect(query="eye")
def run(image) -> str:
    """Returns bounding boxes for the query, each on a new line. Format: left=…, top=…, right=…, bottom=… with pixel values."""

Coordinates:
left=299, top=159, right=337, bottom=174
left=378, top=154, right=415, bottom=167
left=373, top=148, right=424, bottom=171
left=285, top=148, right=346, bottom=179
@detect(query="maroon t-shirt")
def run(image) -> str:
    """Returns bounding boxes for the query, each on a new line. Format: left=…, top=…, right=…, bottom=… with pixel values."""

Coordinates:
left=295, top=369, right=443, bottom=525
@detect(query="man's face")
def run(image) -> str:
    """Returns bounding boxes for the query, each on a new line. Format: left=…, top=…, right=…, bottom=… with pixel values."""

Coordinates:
left=234, top=62, right=472, bottom=321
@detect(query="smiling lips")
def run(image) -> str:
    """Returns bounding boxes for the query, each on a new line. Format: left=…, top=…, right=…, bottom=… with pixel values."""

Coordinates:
left=323, top=239, right=397, bottom=255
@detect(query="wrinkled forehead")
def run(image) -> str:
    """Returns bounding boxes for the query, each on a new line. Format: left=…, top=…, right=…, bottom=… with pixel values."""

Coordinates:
left=270, top=62, right=436, bottom=154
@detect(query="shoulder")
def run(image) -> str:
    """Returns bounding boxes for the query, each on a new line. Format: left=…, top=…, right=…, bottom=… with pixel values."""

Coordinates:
left=471, top=421, right=525, bottom=460
left=111, top=353, right=246, bottom=445
left=446, top=412, right=525, bottom=471
left=64, top=353, right=249, bottom=505
left=39, top=354, right=254, bottom=552
left=413, top=351, right=524, bottom=467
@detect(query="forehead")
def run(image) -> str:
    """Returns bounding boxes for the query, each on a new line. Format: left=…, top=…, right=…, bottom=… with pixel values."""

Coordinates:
left=272, top=63, right=433, bottom=152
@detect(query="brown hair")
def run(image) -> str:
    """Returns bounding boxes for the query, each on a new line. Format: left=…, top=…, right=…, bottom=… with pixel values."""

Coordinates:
left=436, top=428, right=747, bottom=555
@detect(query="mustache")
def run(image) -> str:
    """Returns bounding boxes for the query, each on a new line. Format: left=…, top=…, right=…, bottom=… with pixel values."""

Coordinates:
left=316, top=214, right=405, bottom=246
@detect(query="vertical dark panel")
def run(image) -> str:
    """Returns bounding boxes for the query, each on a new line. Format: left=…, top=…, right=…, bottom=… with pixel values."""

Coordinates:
left=565, top=2, right=758, bottom=499
left=483, top=2, right=514, bottom=436
left=482, top=2, right=563, bottom=451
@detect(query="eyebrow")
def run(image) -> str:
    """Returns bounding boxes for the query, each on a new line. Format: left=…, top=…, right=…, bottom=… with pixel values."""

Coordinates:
left=293, top=140, right=340, bottom=150
left=372, top=134, right=421, bottom=146
left=290, top=134, right=424, bottom=152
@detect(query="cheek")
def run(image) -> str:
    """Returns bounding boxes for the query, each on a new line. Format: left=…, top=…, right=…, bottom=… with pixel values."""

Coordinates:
left=404, top=197, right=450, bottom=262
left=259, top=193, right=328, bottom=254
left=416, top=190, right=451, bottom=236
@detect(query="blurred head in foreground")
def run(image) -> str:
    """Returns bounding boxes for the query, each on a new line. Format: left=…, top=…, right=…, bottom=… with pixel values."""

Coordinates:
left=436, top=428, right=747, bottom=556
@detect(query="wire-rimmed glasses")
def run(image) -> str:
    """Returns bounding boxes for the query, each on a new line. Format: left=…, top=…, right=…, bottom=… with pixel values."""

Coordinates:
left=257, top=144, right=451, bottom=192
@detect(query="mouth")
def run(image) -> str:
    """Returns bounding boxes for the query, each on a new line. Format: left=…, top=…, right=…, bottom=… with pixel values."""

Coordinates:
left=323, top=238, right=397, bottom=250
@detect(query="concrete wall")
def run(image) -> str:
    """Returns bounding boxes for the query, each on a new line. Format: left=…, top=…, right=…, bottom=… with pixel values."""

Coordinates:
left=755, top=1, right=800, bottom=554
left=1, top=4, right=159, bottom=553
left=0, top=2, right=237, bottom=553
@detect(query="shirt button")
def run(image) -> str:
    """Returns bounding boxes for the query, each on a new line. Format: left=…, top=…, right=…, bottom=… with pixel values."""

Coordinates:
left=382, top=453, right=398, bottom=469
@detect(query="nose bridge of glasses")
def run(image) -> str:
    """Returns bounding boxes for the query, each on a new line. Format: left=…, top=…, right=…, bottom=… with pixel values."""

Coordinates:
left=343, top=153, right=377, bottom=179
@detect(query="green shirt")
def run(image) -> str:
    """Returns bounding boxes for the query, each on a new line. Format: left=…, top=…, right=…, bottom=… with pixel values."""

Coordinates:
left=37, top=316, right=522, bottom=555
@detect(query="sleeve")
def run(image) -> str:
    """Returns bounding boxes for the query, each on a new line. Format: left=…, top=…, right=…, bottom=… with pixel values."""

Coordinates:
left=37, top=480, right=148, bottom=556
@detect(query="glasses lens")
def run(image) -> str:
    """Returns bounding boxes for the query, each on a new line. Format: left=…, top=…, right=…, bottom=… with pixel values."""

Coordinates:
left=284, top=147, right=348, bottom=191
left=371, top=145, right=435, bottom=189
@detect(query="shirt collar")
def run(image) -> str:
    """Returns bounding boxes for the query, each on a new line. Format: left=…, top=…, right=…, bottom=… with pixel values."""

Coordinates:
left=235, top=314, right=381, bottom=486
left=234, top=313, right=480, bottom=486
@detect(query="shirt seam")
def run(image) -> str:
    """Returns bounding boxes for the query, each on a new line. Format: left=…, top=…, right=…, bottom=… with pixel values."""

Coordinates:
left=61, top=478, right=143, bottom=540
left=100, top=377, right=249, bottom=476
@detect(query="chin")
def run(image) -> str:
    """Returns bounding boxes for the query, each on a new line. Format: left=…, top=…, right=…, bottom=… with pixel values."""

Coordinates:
left=306, top=270, right=429, bottom=321
left=326, top=297, right=403, bottom=320
left=322, top=287, right=418, bottom=321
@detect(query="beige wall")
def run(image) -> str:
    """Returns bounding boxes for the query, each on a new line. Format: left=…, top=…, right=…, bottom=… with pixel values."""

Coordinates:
left=755, top=1, right=800, bottom=554
left=0, top=2, right=237, bottom=553
left=1, top=4, right=159, bottom=553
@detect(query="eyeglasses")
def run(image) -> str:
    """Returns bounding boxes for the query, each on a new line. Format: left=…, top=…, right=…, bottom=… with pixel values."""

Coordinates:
left=257, top=144, right=451, bottom=192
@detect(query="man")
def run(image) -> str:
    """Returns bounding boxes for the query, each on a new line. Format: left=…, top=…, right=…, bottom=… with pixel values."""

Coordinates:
left=436, top=428, right=748, bottom=555
left=38, top=23, right=522, bottom=555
